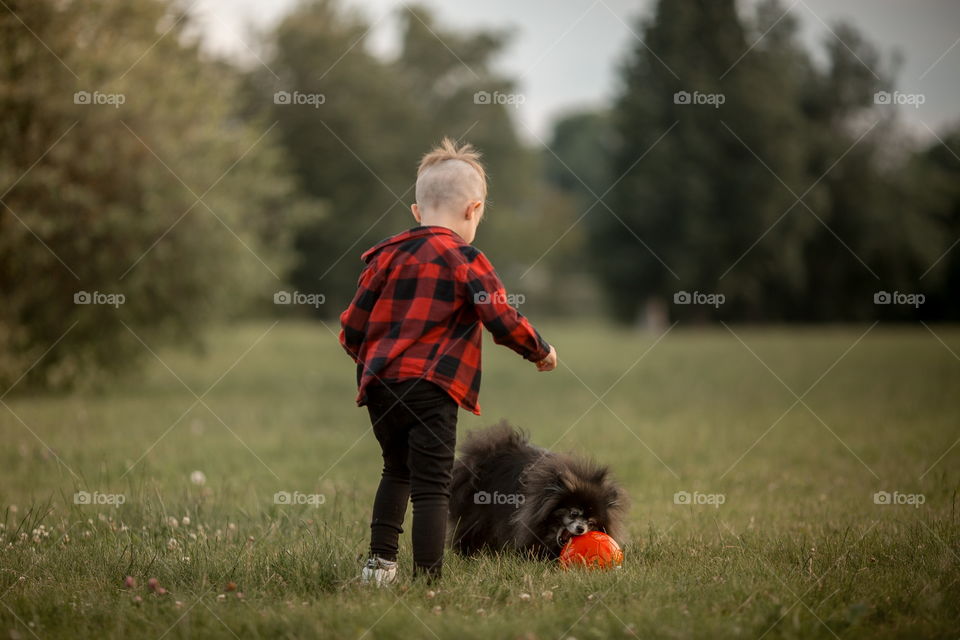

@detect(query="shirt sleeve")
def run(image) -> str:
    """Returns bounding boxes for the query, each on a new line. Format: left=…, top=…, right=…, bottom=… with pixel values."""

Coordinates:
left=460, top=251, right=551, bottom=362
left=339, top=263, right=381, bottom=362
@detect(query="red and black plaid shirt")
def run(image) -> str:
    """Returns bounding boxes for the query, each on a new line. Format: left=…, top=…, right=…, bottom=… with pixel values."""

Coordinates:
left=339, top=225, right=551, bottom=415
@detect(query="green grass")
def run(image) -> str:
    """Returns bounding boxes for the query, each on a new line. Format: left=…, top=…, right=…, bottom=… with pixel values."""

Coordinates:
left=1, top=320, right=958, bottom=639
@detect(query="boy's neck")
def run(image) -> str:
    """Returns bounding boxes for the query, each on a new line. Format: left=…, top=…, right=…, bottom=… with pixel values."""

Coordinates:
left=419, top=221, right=469, bottom=243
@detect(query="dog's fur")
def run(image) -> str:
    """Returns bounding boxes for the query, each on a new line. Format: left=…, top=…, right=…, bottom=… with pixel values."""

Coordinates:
left=448, top=422, right=627, bottom=559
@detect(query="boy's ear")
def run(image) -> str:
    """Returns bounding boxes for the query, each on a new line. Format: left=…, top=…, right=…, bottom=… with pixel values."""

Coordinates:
left=466, top=200, right=483, bottom=220
left=411, top=203, right=421, bottom=223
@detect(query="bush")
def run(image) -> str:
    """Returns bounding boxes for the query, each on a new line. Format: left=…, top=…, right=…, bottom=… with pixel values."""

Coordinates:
left=0, top=0, right=311, bottom=389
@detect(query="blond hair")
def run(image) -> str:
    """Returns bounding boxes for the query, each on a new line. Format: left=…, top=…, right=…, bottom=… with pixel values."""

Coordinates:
left=415, top=137, right=487, bottom=213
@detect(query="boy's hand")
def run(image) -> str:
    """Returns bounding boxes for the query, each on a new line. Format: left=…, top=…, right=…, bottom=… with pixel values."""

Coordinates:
left=536, top=346, right=557, bottom=372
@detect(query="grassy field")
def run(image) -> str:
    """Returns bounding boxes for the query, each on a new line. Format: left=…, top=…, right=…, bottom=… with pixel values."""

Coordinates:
left=1, top=320, right=959, bottom=639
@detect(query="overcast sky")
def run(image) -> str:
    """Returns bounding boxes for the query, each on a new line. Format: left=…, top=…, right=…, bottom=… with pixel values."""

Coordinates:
left=192, top=0, right=959, bottom=141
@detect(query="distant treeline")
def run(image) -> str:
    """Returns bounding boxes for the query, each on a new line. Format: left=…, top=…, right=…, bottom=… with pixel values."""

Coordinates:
left=574, top=0, right=960, bottom=324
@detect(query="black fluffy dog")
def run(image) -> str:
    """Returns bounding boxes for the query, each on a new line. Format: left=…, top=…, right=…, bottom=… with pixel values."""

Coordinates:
left=448, top=422, right=627, bottom=559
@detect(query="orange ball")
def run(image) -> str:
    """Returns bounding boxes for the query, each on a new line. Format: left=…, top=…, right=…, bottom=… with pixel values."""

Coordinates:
left=559, top=531, right=623, bottom=570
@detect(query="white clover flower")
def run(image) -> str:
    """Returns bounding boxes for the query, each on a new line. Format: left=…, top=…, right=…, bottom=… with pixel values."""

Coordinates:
left=190, top=470, right=206, bottom=486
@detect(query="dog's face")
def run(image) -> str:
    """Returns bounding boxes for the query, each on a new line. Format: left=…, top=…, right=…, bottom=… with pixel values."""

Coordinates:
left=511, top=452, right=628, bottom=556
left=547, top=485, right=621, bottom=547
left=556, top=506, right=597, bottom=538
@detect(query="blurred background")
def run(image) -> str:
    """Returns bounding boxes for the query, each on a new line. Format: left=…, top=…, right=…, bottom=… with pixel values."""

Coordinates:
left=1, top=0, right=958, bottom=389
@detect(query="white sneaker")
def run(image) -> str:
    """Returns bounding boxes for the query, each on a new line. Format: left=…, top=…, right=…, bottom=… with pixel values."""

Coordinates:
left=361, top=556, right=398, bottom=587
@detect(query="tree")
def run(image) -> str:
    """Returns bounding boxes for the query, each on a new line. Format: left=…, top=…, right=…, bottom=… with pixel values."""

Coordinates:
left=789, top=24, right=922, bottom=320
left=244, top=0, right=535, bottom=315
left=597, top=0, right=797, bottom=322
left=909, top=125, right=960, bottom=319
left=531, top=110, right=614, bottom=314
left=597, top=0, right=941, bottom=322
left=0, top=0, right=304, bottom=388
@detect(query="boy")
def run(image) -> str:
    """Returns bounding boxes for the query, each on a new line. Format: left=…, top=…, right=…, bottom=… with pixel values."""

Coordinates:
left=339, top=137, right=557, bottom=584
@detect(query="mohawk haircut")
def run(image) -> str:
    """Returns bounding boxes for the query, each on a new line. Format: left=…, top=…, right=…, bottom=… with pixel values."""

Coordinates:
left=415, top=137, right=487, bottom=213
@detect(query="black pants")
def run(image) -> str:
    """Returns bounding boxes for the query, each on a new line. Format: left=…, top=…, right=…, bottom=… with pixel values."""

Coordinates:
left=365, top=379, right=458, bottom=578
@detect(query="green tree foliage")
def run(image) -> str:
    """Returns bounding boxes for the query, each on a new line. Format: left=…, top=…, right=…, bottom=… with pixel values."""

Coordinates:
left=0, top=0, right=304, bottom=389
left=545, top=110, right=614, bottom=210
left=790, top=24, right=936, bottom=321
left=910, top=126, right=960, bottom=318
left=597, top=0, right=946, bottom=322
left=531, top=110, right=614, bottom=314
left=244, top=0, right=535, bottom=314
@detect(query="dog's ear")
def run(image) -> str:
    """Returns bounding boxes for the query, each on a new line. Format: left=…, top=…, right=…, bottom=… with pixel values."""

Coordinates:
left=605, top=483, right=627, bottom=510
left=547, top=468, right=575, bottom=495
left=600, top=483, right=629, bottom=543
left=511, top=477, right=565, bottom=550
left=591, top=466, right=609, bottom=484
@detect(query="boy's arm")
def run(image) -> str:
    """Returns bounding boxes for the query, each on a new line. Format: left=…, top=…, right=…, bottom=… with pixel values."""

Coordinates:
left=339, top=265, right=380, bottom=362
left=462, top=252, right=552, bottom=363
